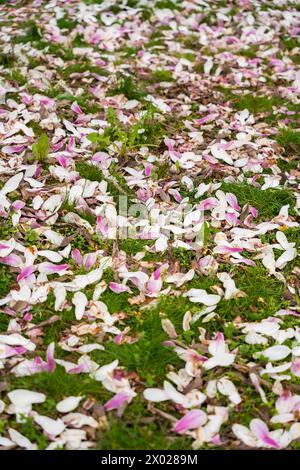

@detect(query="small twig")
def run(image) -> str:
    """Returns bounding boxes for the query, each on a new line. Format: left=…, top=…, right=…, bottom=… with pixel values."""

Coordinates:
left=26, top=315, right=60, bottom=332
left=149, top=405, right=177, bottom=423
left=106, top=172, right=127, bottom=195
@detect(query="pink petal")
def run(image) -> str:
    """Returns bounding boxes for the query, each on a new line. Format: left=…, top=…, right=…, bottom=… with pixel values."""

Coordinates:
left=71, top=102, right=83, bottom=114
left=17, top=265, right=36, bottom=282
left=39, top=263, right=69, bottom=274
left=71, top=249, right=83, bottom=265
left=46, top=343, right=56, bottom=372
left=109, top=282, right=130, bottom=294
left=226, top=193, right=241, bottom=211
left=250, top=419, right=280, bottom=449
left=104, top=392, right=131, bottom=411
left=173, top=409, right=207, bottom=434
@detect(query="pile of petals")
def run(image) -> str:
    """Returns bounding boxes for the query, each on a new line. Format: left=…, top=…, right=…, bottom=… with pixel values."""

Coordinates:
left=0, top=0, right=299, bottom=450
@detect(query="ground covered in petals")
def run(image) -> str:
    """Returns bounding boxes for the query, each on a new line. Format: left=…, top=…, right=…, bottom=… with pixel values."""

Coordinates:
left=0, top=0, right=299, bottom=451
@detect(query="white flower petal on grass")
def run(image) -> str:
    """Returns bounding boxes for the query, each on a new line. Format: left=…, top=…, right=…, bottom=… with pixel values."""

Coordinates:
left=211, top=144, right=233, bottom=165
left=62, top=413, right=99, bottom=429
left=276, top=231, right=292, bottom=251
left=43, top=230, right=64, bottom=247
left=161, top=317, right=177, bottom=338
left=217, top=378, right=242, bottom=405
left=183, top=311, right=192, bottom=331
left=34, top=415, right=65, bottom=436
left=232, top=424, right=260, bottom=448
left=42, top=194, right=62, bottom=213
left=56, top=396, right=83, bottom=413
left=0, top=436, right=15, bottom=448
left=68, top=268, right=104, bottom=290
left=8, top=389, right=46, bottom=407
left=0, top=399, right=5, bottom=413
left=8, top=428, right=37, bottom=450
left=203, top=332, right=236, bottom=370
left=275, top=247, right=297, bottom=270
left=92, top=359, right=119, bottom=385
left=143, top=388, right=169, bottom=402
left=185, top=288, right=221, bottom=306
left=245, top=331, right=268, bottom=345
left=290, top=423, right=300, bottom=440
left=144, top=381, right=205, bottom=409
left=0, top=173, right=23, bottom=195
left=292, top=346, right=300, bottom=357
left=72, top=292, right=88, bottom=320
left=242, top=321, right=280, bottom=337
left=38, top=250, right=63, bottom=263
left=270, top=413, right=294, bottom=424
left=0, top=333, right=36, bottom=351
left=217, top=272, right=245, bottom=300
left=0, top=238, right=15, bottom=257
left=204, top=354, right=235, bottom=370
left=54, top=285, right=67, bottom=311
left=259, top=345, right=291, bottom=361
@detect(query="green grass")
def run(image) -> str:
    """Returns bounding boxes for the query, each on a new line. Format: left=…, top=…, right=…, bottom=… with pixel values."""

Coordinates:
left=108, top=75, right=147, bottom=101
left=276, top=128, right=300, bottom=154
left=9, top=69, right=27, bottom=86
left=56, top=16, right=77, bottom=31
left=9, top=367, right=110, bottom=408
left=76, top=161, right=106, bottom=183
left=13, top=20, right=41, bottom=44
left=98, top=409, right=191, bottom=450
left=31, top=133, right=49, bottom=163
left=0, top=265, right=16, bottom=298
left=232, top=94, right=285, bottom=113
left=238, top=47, right=258, bottom=59
left=151, top=69, right=174, bottom=83
left=75, top=161, right=133, bottom=201
left=59, top=63, right=108, bottom=79
left=0, top=52, right=16, bottom=68
left=90, top=308, right=182, bottom=383
left=1, top=0, right=299, bottom=451
left=221, top=182, right=295, bottom=219
left=61, top=199, right=96, bottom=226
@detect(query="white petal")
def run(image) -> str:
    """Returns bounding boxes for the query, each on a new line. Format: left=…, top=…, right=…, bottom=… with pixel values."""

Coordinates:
left=8, top=428, right=37, bottom=450
left=72, top=292, right=88, bottom=320
left=0, top=400, right=5, bottom=413
left=62, top=413, right=98, bottom=428
left=276, top=248, right=297, bottom=270
left=260, top=345, right=291, bottom=361
left=232, top=424, right=259, bottom=447
left=211, top=145, right=233, bottom=165
left=8, top=389, right=46, bottom=407
left=0, top=173, right=23, bottom=195
left=34, top=415, right=65, bottom=436
left=143, top=388, right=169, bottom=402
left=185, top=288, right=220, bottom=306
left=217, top=378, right=242, bottom=405
left=0, top=436, right=15, bottom=448
left=56, top=396, right=83, bottom=413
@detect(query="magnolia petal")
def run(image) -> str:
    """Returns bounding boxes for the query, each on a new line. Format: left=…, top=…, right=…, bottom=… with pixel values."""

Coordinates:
left=250, top=419, right=280, bottom=449
left=260, top=345, right=291, bottom=361
left=173, top=409, right=207, bottom=434
left=143, top=388, right=169, bottom=402
left=56, top=396, right=83, bottom=413
left=72, top=292, right=88, bottom=321
left=34, top=415, right=65, bottom=436
left=232, top=424, right=259, bottom=447
left=8, top=428, right=37, bottom=450
left=8, top=389, right=46, bottom=407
